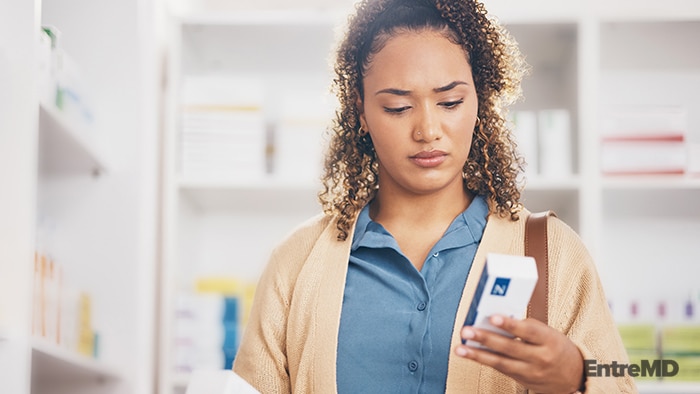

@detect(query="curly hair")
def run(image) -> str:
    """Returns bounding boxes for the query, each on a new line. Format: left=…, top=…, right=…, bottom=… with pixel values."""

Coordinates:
left=319, top=0, right=529, bottom=241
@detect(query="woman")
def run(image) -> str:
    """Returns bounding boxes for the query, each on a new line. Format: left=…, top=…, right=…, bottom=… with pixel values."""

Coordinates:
left=234, top=0, right=636, bottom=392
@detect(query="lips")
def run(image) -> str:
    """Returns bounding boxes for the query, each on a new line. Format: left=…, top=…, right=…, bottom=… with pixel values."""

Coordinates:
left=410, top=150, right=448, bottom=168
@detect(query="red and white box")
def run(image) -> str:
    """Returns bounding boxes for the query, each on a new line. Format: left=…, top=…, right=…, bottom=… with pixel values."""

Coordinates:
left=600, top=106, right=688, bottom=175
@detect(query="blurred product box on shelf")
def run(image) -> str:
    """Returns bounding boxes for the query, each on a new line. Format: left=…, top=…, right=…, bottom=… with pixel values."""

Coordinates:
left=194, top=277, right=256, bottom=327
left=615, top=293, right=700, bottom=382
left=667, top=356, right=700, bottom=381
left=32, top=251, right=96, bottom=357
left=508, top=110, right=538, bottom=178
left=174, top=293, right=228, bottom=372
left=37, top=25, right=96, bottom=141
left=617, top=323, right=657, bottom=353
left=689, top=143, right=700, bottom=176
left=601, top=141, right=687, bottom=175
left=33, top=251, right=61, bottom=342
left=538, top=109, right=572, bottom=179
left=32, top=215, right=98, bottom=358
left=272, top=90, right=332, bottom=184
left=55, top=49, right=94, bottom=127
left=174, top=277, right=256, bottom=375
left=601, top=106, right=687, bottom=138
left=180, top=76, right=266, bottom=182
left=37, top=27, right=56, bottom=105
left=77, top=292, right=95, bottom=357
left=600, top=106, right=688, bottom=175
left=661, top=325, right=700, bottom=356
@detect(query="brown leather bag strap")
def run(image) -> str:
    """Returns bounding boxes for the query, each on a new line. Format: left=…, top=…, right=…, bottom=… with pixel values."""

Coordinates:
left=525, top=210, right=556, bottom=325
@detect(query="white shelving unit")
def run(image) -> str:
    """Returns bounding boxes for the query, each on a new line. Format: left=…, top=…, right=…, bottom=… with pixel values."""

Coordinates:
left=32, top=96, right=129, bottom=394
left=31, top=337, right=122, bottom=386
left=38, top=101, right=110, bottom=176
left=159, top=6, right=345, bottom=392
left=1, top=0, right=42, bottom=391
left=1, top=0, right=161, bottom=393
left=160, top=1, right=700, bottom=392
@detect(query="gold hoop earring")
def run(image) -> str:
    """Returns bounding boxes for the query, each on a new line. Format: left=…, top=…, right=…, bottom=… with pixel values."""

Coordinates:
left=475, top=116, right=481, bottom=127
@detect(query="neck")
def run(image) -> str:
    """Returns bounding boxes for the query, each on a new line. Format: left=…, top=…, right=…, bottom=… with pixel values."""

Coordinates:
left=370, top=182, right=473, bottom=228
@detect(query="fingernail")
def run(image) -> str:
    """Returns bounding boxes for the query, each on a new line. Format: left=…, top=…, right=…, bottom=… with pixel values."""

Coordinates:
left=456, top=346, right=471, bottom=357
left=462, top=328, right=475, bottom=339
left=490, top=315, right=504, bottom=326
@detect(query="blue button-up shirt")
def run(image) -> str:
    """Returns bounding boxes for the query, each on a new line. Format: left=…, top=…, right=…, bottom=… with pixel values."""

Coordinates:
left=337, top=195, right=488, bottom=393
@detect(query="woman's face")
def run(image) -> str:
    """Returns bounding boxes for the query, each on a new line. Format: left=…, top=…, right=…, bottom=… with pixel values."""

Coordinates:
left=359, top=29, right=478, bottom=198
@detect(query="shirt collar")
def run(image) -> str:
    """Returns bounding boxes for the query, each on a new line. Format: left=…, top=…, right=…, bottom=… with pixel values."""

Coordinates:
left=350, top=194, right=489, bottom=252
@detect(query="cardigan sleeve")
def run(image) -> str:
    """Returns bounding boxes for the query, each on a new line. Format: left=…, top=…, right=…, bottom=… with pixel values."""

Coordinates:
left=233, top=244, right=293, bottom=393
left=546, top=217, right=638, bottom=393
left=233, top=214, right=329, bottom=393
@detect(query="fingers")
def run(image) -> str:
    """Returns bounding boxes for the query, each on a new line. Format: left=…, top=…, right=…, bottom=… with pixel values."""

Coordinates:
left=454, top=339, right=532, bottom=382
left=487, top=315, right=549, bottom=345
left=455, top=314, right=548, bottom=359
left=455, top=315, right=586, bottom=393
left=454, top=315, right=553, bottom=372
left=457, top=324, right=531, bottom=361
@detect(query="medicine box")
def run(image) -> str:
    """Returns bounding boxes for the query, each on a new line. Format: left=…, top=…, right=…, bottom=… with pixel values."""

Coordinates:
left=463, top=253, right=538, bottom=349
left=618, top=323, right=658, bottom=352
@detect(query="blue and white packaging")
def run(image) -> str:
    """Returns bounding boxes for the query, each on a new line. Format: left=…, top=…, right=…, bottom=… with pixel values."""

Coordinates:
left=463, top=253, right=538, bottom=349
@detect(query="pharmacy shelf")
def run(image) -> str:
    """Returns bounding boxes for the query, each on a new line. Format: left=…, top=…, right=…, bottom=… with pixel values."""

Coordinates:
left=523, top=176, right=581, bottom=191
left=602, top=175, right=700, bottom=190
left=178, top=178, right=321, bottom=212
left=31, top=336, right=122, bottom=384
left=637, top=381, right=700, bottom=394
left=178, top=177, right=320, bottom=191
left=161, top=3, right=700, bottom=394
left=483, top=0, right=700, bottom=24
left=175, top=8, right=347, bottom=26
left=38, top=101, right=109, bottom=176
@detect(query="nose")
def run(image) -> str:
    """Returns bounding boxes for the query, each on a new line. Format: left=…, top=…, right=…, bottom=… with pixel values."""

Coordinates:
left=413, top=105, right=442, bottom=142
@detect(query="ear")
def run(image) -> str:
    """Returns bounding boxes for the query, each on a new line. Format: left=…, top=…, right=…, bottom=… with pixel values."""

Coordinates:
left=355, top=90, right=368, bottom=131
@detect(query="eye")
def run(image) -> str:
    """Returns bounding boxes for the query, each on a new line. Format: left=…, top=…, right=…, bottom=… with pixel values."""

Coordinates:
left=383, top=106, right=411, bottom=114
left=439, top=99, right=464, bottom=109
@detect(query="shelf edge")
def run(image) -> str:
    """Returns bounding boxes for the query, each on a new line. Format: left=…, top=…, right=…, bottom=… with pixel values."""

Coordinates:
left=38, top=101, right=110, bottom=176
left=178, top=177, right=320, bottom=192
left=602, top=176, right=700, bottom=190
left=637, top=381, right=700, bottom=394
left=31, top=336, right=123, bottom=382
left=173, top=8, right=349, bottom=26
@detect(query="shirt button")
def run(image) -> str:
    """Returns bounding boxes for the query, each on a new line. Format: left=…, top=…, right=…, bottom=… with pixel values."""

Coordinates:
left=432, top=252, right=439, bottom=257
left=408, top=360, right=419, bottom=372
left=417, top=302, right=427, bottom=311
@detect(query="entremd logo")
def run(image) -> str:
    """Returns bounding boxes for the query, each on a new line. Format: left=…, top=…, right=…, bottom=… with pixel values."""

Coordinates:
left=585, top=359, right=679, bottom=378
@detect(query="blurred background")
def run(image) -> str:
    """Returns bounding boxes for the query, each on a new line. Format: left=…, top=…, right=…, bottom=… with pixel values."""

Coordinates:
left=1, top=0, right=700, bottom=393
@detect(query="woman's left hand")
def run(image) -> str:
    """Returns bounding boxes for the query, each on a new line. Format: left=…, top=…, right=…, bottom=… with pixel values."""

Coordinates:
left=455, top=315, right=584, bottom=394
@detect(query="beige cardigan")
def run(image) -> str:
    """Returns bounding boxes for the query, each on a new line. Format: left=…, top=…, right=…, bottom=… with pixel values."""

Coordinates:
left=233, top=209, right=637, bottom=393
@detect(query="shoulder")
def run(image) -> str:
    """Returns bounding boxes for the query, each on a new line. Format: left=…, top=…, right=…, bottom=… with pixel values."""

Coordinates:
left=259, top=212, right=345, bottom=286
left=543, top=213, right=590, bottom=263
left=516, top=207, right=585, bottom=251
left=268, top=212, right=333, bottom=267
left=485, top=207, right=590, bottom=265
left=525, top=210, right=602, bottom=298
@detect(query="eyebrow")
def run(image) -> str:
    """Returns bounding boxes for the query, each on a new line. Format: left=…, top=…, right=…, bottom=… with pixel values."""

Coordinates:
left=375, top=81, right=469, bottom=96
